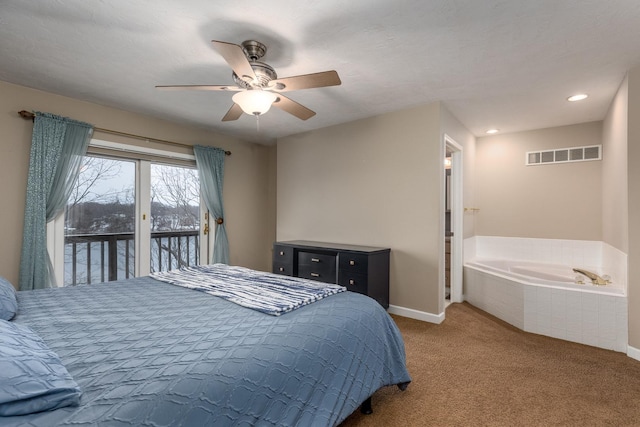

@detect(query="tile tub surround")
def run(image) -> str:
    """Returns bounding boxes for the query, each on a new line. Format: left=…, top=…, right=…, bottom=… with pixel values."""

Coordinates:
left=463, top=237, right=628, bottom=352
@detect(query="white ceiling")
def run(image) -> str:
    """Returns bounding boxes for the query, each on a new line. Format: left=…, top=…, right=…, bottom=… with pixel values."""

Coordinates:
left=1, top=0, right=639, bottom=145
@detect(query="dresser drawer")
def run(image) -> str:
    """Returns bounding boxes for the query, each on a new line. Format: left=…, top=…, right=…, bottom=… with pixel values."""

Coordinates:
left=339, top=253, right=368, bottom=274
left=298, top=252, right=336, bottom=284
left=273, top=244, right=294, bottom=264
left=338, top=271, right=368, bottom=294
left=273, top=262, right=293, bottom=276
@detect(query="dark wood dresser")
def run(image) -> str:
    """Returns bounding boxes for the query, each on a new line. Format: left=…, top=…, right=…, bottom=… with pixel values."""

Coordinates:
left=272, top=240, right=390, bottom=309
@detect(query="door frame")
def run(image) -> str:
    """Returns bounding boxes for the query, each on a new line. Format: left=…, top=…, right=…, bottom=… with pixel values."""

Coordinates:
left=444, top=134, right=464, bottom=304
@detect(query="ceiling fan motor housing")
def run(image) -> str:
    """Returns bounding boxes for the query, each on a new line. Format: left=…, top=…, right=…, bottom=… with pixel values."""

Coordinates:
left=231, top=40, right=278, bottom=88
left=233, top=61, right=277, bottom=89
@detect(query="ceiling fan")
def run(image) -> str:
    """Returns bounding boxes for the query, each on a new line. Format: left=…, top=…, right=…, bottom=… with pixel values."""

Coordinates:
left=156, top=40, right=342, bottom=121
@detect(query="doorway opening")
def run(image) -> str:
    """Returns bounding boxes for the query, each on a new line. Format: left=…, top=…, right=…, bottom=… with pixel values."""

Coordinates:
left=444, top=135, right=463, bottom=306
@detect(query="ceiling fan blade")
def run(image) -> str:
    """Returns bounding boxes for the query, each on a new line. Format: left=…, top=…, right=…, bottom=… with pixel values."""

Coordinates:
left=211, top=40, right=256, bottom=83
left=155, top=84, right=242, bottom=91
left=273, top=95, right=316, bottom=120
left=270, top=70, right=341, bottom=92
left=222, top=103, right=243, bottom=121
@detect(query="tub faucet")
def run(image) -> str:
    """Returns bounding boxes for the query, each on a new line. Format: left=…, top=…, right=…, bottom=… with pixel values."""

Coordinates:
left=572, top=268, right=609, bottom=286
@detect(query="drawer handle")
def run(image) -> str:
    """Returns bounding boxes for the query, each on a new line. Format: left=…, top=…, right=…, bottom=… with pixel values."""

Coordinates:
left=349, top=279, right=355, bottom=285
left=279, top=267, right=284, bottom=272
left=311, top=258, right=320, bottom=263
left=279, top=251, right=285, bottom=256
left=349, top=260, right=355, bottom=266
left=311, top=273, right=320, bottom=277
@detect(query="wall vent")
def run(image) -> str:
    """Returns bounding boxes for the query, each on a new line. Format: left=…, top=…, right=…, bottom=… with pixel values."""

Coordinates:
left=526, top=144, right=601, bottom=166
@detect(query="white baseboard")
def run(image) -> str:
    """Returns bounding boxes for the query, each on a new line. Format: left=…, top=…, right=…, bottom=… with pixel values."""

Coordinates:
left=388, top=304, right=444, bottom=324
left=627, top=345, right=640, bottom=362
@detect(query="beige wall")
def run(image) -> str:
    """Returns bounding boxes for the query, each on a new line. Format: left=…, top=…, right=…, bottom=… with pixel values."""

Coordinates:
left=475, top=122, right=603, bottom=240
left=602, top=76, right=629, bottom=253
left=277, top=102, right=475, bottom=315
left=0, top=80, right=276, bottom=287
left=627, top=66, right=640, bottom=350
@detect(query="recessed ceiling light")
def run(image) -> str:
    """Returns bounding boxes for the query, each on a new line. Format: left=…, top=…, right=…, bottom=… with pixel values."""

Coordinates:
left=485, top=129, right=499, bottom=134
left=567, top=94, right=588, bottom=102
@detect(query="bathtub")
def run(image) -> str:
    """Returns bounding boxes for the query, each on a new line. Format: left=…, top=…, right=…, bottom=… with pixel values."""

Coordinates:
left=464, top=258, right=628, bottom=352
left=466, top=259, right=625, bottom=295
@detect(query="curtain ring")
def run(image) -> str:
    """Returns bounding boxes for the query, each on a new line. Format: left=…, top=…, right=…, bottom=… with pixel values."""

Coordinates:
left=216, top=217, right=224, bottom=225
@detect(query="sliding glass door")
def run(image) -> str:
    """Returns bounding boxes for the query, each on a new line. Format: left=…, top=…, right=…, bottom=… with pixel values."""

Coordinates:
left=57, top=155, right=207, bottom=286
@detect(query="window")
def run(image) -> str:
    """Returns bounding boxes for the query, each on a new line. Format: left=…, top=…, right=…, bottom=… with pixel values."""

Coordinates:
left=50, top=140, right=211, bottom=286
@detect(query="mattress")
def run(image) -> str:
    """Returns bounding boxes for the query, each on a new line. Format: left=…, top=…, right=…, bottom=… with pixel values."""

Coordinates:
left=6, top=274, right=410, bottom=426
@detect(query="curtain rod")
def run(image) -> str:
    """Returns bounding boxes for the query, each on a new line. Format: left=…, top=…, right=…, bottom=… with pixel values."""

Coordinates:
left=18, top=110, right=231, bottom=156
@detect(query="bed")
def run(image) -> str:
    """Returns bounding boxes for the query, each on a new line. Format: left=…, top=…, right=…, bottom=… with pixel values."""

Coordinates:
left=1, top=264, right=410, bottom=426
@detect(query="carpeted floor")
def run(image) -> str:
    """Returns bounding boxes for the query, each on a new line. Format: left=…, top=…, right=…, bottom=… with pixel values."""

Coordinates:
left=340, top=302, right=640, bottom=426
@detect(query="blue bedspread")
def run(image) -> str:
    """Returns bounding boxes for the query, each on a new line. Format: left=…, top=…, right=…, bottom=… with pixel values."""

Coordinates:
left=6, top=274, right=410, bottom=426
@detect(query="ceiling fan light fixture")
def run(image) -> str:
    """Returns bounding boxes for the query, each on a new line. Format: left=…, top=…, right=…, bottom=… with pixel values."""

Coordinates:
left=232, top=90, right=278, bottom=116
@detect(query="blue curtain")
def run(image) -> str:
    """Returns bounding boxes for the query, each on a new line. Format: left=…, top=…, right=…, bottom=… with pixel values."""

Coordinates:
left=193, top=145, right=229, bottom=264
left=19, top=112, right=93, bottom=290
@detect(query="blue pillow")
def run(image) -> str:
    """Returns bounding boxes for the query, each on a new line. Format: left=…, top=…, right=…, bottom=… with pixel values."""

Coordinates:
left=0, top=276, right=17, bottom=320
left=0, top=319, right=81, bottom=416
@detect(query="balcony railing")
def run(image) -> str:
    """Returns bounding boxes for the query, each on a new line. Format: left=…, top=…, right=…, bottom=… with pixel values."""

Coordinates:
left=64, top=230, right=200, bottom=286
